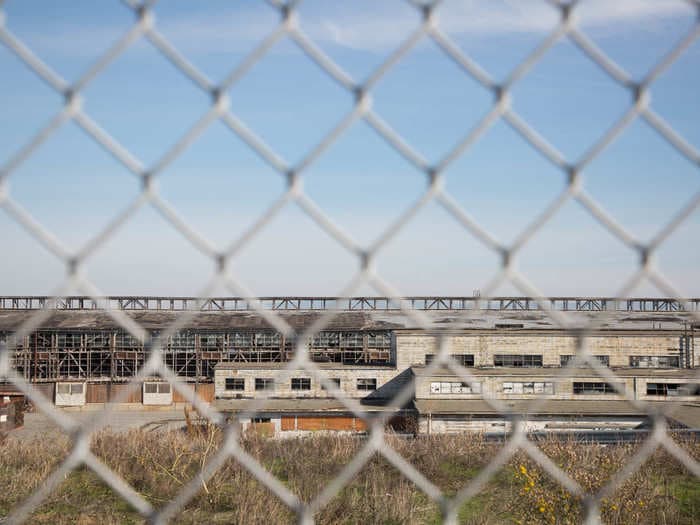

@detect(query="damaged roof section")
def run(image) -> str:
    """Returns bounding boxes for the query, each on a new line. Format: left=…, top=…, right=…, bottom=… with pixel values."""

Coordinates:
left=0, top=308, right=697, bottom=333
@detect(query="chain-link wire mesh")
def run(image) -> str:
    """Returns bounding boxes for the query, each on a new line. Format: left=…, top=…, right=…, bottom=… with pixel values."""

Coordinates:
left=1, top=0, right=700, bottom=523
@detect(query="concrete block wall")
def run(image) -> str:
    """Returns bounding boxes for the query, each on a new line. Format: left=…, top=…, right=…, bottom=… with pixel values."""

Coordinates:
left=636, top=377, right=700, bottom=402
left=414, top=374, right=634, bottom=401
left=395, top=333, right=687, bottom=370
left=214, top=368, right=400, bottom=399
left=415, top=374, right=699, bottom=401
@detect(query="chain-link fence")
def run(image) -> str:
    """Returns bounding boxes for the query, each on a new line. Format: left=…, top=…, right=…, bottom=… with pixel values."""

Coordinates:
left=1, top=0, right=700, bottom=523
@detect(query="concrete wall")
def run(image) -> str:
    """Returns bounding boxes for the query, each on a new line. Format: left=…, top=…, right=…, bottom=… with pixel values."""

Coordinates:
left=214, top=332, right=694, bottom=400
left=395, top=333, right=690, bottom=370
left=415, top=375, right=700, bottom=402
left=419, top=416, right=646, bottom=434
left=214, top=368, right=400, bottom=399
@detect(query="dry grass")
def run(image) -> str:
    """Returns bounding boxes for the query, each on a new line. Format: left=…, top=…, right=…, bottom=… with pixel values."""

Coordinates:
left=1, top=428, right=699, bottom=524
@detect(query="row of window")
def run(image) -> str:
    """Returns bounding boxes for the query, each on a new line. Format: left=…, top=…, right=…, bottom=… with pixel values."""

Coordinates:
left=424, top=354, right=682, bottom=368
left=424, top=354, right=475, bottom=366
left=503, top=382, right=554, bottom=394
left=427, top=381, right=700, bottom=396
left=430, top=381, right=481, bottom=394
left=224, top=377, right=377, bottom=391
left=560, top=355, right=610, bottom=366
left=646, top=383, right=700, bottom=396
left=57, top=382, right=174, bottom=395
left=199, top=331, right=392, bottom=348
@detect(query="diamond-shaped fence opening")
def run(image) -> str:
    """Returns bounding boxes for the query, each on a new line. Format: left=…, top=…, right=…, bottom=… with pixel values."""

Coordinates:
left=1, top=1, right=700, bottom=523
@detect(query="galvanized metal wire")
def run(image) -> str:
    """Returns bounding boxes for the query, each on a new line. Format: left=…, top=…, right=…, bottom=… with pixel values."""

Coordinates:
left=1, top=0, right=699, bottom=523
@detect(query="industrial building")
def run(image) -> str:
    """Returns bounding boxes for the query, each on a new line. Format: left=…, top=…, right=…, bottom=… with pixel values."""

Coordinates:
left=1, top=296, right=698, bottom=435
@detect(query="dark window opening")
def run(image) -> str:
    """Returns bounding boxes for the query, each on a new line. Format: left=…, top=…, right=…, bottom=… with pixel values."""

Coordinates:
left=647, top=383, right=700, bottom=396
left=291, top=378, right=311, bottom=390
left=494, top=354, right=543, bottom=367
left=255, top=378, right=274, bottom=391
left=425, top=354, right=474, bottom=366
left=573, top=382, right=622, bottom=395
left=225, top=377, right=245, bottom=391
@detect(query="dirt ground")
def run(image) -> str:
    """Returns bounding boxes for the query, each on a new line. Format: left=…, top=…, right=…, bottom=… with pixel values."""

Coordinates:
left=10, top=408, right=188, bottom=440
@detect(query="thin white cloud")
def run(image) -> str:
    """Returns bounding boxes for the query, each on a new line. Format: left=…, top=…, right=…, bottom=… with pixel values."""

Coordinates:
left=310, top=0, right=691, bottom=51
left=10, top=0, right=692, bottom=59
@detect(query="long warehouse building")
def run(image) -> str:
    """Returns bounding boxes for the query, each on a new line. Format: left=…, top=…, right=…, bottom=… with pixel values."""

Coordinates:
left=1, top=296, right=698, bottom=435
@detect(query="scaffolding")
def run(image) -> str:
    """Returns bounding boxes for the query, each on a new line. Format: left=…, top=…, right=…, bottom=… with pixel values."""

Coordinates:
left=1, top=329, right=394, bottom=383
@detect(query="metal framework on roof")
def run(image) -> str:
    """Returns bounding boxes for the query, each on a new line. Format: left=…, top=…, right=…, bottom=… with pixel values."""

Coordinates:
left=1, top=329, right=394, bottom=383
left=1, top=296, right=699, bottom=312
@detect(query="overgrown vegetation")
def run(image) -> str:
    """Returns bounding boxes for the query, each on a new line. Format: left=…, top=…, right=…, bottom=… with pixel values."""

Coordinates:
left=1, top=428, right=699, bottom=524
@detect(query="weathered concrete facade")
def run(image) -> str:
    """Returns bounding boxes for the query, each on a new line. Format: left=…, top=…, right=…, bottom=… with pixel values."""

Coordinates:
left=394, top=332, right=695, bottom=370
left=1, top=300, right=697, bottom=432
left=214, top=364, right=402, bottom=400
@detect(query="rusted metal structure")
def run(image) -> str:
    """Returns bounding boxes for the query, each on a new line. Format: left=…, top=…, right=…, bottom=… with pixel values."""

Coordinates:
left=1, top=328, right=393, bottom=383
left=0, top=296, right=699, bottom=312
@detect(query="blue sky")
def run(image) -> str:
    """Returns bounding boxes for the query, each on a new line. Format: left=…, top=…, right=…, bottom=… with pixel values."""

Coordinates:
left=0, top=0, right=698, bottom=297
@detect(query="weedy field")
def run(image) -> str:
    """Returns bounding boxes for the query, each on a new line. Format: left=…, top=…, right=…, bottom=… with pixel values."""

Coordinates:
left=1, top=427, right=699, bottom=524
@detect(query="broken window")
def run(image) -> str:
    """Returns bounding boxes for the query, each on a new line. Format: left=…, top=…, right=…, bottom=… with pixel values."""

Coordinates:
left=502, top=382, right=554, bottom=394
left=560, top=355, right=609, bottom=367
left=629, top=355, right=680, bottom=368
left=430, top=381, right=481, bottom=394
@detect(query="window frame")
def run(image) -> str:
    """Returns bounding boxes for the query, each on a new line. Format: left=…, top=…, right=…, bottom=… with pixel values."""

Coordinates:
left=647, top=383, right=699, bottom=396
left=322, top=378, right=341, bottom=390
left=144, top=382, right=170, bottom=394
left=291, top=377, right=311, bottom=391
left=502, top=381, right=554, bottom=395
left=225, top=377, right=245, bottom=391
left=493, top=354, right=543, bottom=368
left=560, top=355, right=609, bottom=367
left=425, top=354, right=475, bottom=366
left=255, top=378, right=274, bottom=391
left=629, top=355, right=680, bottom=368
left=57, top=382, right=84, bottom=395
left=357, top=378, right=377, bottom=391
left=572, top=382, right=622, bottom=395
left=429, top=381, right=481, bottom=394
